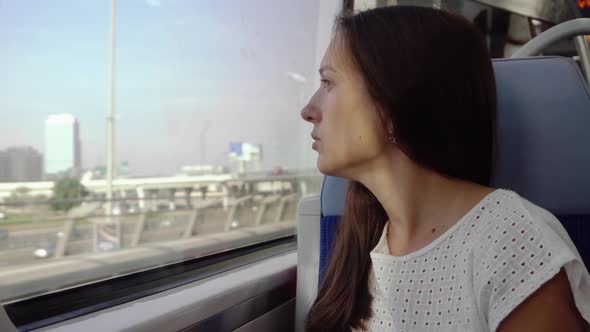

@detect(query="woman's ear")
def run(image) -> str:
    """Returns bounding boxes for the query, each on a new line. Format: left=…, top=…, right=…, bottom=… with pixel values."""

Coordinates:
left=376, top=105, right=396, bottom=144
left=385, top=119, right=395, bottom=138
left=373, top=104, right=390, bottom=133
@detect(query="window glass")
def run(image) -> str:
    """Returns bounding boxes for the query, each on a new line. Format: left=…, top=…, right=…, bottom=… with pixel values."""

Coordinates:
left=0, top=0, right=331, bottom=303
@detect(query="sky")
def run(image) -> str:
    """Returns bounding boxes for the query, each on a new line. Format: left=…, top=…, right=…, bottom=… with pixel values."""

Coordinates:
left=0, top=0, right=324, bottom=176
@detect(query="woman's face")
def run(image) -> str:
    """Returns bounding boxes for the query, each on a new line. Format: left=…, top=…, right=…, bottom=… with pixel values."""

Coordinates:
left=301, top=35, right=391, bottom=177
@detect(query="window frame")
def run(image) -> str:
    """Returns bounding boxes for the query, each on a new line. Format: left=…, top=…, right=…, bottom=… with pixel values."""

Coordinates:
left=4, top=235, right=295, bottom=331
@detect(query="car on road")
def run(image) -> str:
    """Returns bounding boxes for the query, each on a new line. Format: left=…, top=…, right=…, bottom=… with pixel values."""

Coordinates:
left=127, top=204, right=138, bottom=214
left=33, top=240, right=56, bottom=259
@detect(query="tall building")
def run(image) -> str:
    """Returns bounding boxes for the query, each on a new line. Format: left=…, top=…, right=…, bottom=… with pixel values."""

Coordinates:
left=0, top=150, right=9, bottom=182
left=45, top=114, right=81, bottom=175
left=0, top=146, right=43, bottom=182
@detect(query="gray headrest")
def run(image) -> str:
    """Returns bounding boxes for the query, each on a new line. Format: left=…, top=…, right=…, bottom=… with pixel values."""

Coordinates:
left=321, top=56, right=590, bottom=216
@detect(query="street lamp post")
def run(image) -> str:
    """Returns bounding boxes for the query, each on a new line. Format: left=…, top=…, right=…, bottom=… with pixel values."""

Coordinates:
left=104, top=0, right=119, bottom=250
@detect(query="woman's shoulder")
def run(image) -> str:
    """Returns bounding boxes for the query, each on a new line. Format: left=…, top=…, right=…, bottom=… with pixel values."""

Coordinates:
left=471, top=189, right=578, bottom=257
left=469, top=189, right=590, bottom=331
left=470, top=188, right=583, bottom=280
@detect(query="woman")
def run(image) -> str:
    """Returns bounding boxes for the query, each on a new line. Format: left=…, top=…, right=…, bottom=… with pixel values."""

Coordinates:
left=301, top=6, right=590, bottom=332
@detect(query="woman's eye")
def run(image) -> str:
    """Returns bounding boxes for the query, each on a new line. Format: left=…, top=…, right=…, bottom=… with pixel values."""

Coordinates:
left=321, top=79, right=333, bottom=88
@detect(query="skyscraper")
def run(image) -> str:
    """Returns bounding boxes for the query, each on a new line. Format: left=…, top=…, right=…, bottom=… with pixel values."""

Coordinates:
left=0, top=150, right=9, bottom=182
left=45, top=114, right=81, bottom=175
left=0, top=146, right=43, bottom=182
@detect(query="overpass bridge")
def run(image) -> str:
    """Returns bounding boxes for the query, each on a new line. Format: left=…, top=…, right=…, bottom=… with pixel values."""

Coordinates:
left=0, top=171, right=322, bottom=209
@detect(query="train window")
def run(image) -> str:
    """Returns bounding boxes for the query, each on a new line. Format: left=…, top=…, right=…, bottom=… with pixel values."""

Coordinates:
left=0, top=0, right=326, bottom=326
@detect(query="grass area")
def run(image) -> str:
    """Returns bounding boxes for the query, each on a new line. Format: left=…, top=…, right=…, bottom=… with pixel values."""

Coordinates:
left=0, top=215, right=39, bottom=224
left=0, top=215, right=92, bottom=231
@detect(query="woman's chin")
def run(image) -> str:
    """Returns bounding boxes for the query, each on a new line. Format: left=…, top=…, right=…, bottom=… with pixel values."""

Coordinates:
left=317, top=157, right=341, bottom=177
left=316, top=155, right=366, bottom=181
left=316, top=157, right=331, bottom=175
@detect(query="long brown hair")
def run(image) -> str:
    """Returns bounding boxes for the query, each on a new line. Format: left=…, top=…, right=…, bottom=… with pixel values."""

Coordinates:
left=305, top=6, right=496, bottom=331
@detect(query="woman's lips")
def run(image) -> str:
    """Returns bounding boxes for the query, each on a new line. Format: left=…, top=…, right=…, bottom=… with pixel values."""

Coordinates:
left=312, top=140, right=320, bottom=150
left=311, top=133, right=320, bottom=150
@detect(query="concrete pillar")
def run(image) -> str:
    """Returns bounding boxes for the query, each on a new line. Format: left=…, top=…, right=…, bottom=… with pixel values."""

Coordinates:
left=168, top=188, right=176, bottom=211
left=199, top=185, right=208, bottom=200
left=131, top=213, right=146, bottom=247
left=136, top=187, right=146, bottom=211
left=147, top=189, right=159, bottom=211
left=222, top=184, right=229, bottom=211
left=55, top=218, right=75, bottom=258
left=184, top=187, right=193, bottom=208
left=183, top=208, right=199, bottom=238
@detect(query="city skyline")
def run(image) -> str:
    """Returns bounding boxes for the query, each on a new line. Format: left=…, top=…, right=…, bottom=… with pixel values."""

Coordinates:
left=0, top=113, right=295, bottom=180
left=0, top=0, right=321, bottom=176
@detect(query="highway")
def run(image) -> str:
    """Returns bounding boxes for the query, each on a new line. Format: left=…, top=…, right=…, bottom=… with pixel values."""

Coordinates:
left=0, top=196, right=297, bottom=268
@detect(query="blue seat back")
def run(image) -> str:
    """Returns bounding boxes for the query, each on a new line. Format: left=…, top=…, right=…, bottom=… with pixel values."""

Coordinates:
left=319, top=56, right=590, bottom=286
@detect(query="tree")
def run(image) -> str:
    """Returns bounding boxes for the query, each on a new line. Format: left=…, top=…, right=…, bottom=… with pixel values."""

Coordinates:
left=50, top=178, right=88, bottom=212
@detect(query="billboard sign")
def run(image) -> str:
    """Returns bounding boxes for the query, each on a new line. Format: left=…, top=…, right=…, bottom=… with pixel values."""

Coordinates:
left=229, top=142, right=262, bottom=161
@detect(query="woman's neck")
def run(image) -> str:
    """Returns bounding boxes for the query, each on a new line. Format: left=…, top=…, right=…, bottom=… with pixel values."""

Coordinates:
left=355, top=151, right=494, bottom=255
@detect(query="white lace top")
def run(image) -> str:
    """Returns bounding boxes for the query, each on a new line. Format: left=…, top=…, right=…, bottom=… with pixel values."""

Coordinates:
left=361, top=189, right=590, bottom=331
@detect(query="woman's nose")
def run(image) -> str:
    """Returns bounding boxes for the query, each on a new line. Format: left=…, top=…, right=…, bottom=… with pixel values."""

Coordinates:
left=301, top=104, right=315, bottom=123
left=301, top=98, right=321, bottom=124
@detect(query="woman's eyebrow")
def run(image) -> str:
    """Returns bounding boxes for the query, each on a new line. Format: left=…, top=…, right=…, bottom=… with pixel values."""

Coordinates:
left=319, top=65, right=337, bottom=76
